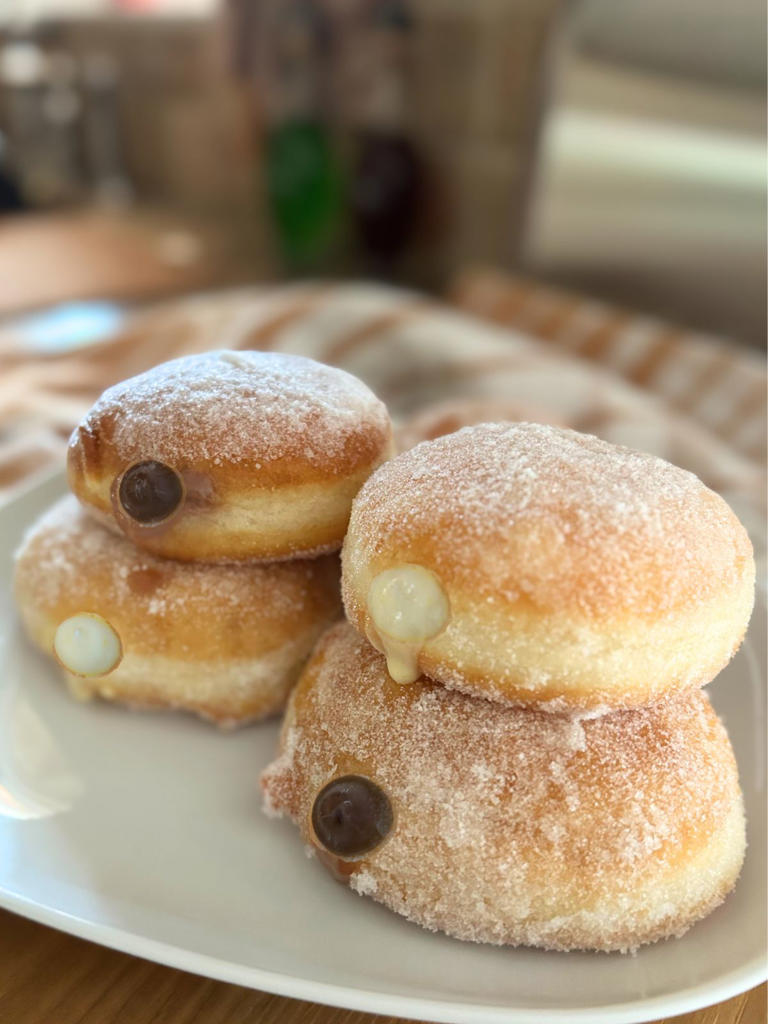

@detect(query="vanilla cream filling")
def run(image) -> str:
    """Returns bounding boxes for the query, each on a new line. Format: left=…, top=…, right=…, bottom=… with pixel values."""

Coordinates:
left=366, top=566, right=450, bottom=684
left=53, top=613, right=123, bottom=677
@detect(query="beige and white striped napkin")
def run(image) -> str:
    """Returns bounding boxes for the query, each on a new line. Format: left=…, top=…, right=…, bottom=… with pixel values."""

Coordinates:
left=0, top=281, right=764, bottom=557
left=450, top=267, right=766, bottom=464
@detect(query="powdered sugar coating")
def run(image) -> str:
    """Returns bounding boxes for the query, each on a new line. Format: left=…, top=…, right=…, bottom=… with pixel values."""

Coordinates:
left=344, top=422, right=752, bottom=618
left=15, top=496, right=337, bottom=626
left=14, top=497, right=342, bottom=723
left=262, top=623, right=745, bottom=951
left=72, top=349, right=391, bottom=473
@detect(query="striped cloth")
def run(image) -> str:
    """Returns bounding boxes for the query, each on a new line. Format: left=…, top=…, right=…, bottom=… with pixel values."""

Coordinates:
left=450, top=267, right=766, bottom=464
left=0, top=281, right=764, bottom=557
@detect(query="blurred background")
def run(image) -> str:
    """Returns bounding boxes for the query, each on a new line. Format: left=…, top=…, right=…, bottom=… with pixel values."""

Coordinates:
left=0, top=7, right=765, bottom=1015
left=0, top=0, right=764, bottom=345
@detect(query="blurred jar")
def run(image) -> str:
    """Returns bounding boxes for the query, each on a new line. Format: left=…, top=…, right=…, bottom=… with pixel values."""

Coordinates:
left=0, top=41, right=85, bottom=207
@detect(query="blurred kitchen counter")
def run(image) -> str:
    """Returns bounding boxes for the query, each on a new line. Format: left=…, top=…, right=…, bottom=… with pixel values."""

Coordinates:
left=0, top=206, right=273, bottom=316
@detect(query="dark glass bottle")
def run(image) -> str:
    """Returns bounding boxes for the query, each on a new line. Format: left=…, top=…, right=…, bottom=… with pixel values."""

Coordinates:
left=0, top=132, right=25, bottom=212
left=349, top=0, right=421, bottom=272
left=353, top=130, right=420, bottom=263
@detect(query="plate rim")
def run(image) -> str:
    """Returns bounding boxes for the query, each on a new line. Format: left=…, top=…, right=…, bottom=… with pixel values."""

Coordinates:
left=1, top=888, right=765, bottom=1024
left=1, top=470, right=766, bottom=1024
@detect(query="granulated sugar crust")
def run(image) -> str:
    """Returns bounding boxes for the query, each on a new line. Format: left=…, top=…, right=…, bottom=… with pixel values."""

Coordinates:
left=14, top=496, right=341, bottom=661
left=344, top=422, right=752, bottom=618
left=262, top=623, right=745, bottom=952
left=72, top=350, right=391, bottom=476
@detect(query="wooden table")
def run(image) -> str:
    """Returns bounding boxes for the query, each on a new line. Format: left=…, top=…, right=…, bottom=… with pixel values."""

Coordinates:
left=0, top=909, right=763, bottom=1024
left=0, top=207, right=270, bottom=317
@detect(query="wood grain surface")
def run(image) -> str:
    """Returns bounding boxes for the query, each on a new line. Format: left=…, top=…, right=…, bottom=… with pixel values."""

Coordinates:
left=0, top=910, right=763, bottom=1024
left=0, top=209, right=265, bottom=317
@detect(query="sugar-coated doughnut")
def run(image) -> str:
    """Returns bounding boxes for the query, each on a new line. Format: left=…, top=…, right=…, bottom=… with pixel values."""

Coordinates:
left=14, top=497, right=341, bottom=726
left=342, top=422, right=754, bottom=711
left=67, top=350, right=392, bottom=562
left=262, top=623, right=746, bottom=952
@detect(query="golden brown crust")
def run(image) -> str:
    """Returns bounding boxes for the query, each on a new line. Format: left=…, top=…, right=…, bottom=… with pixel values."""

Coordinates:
left=14, top=497, right=342, bottom=724
left=67, top=350, right=392, bottom=561
left=262, top=623, right=746, bottom=951
left=346, top=423, right=752, bottom=619
left=342, top=423, right=755, bottom=708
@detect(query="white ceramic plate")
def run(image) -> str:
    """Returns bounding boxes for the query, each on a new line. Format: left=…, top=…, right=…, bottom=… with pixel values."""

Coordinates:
left=1, top=473, right=765, bottom=1024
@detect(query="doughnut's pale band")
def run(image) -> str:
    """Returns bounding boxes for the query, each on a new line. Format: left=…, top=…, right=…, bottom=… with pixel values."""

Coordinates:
left=346, top=556, right=755, bottom=710
left=32, top=607, right=324, bottom=726
left=77, top=464, right=387, bottom=563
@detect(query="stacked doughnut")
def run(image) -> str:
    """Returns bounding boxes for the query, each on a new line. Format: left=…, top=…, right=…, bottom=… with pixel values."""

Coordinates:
left=14, top=351, right=392, bottom=727
left=263, top=422, right=755, bottom=951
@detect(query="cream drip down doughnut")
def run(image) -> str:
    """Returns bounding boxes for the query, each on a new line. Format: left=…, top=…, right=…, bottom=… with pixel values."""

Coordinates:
left=366, top=565, right=450, bottom=683
left=14, top=496, right=341, bottom=726
left=67, top=350, right=393, bottom=562
left=342, top=422, right=755, bottom=711
left=261, top=623, right=746, bottom=952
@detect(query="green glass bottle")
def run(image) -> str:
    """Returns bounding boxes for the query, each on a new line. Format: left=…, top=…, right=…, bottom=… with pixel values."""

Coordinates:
left=264, top=0, right=342, bottom=272
left=267, top=117, right=342, bottom=271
